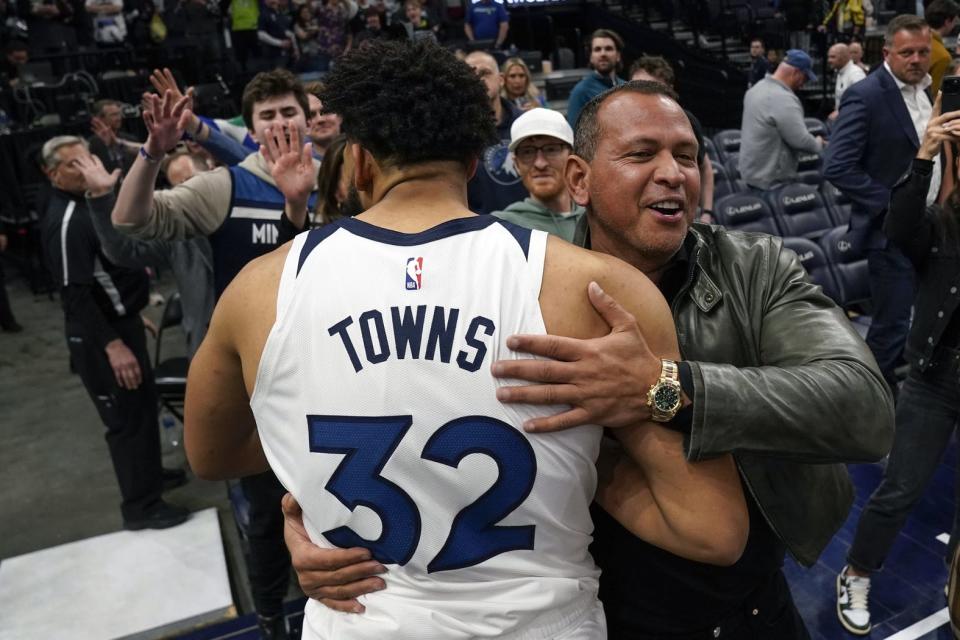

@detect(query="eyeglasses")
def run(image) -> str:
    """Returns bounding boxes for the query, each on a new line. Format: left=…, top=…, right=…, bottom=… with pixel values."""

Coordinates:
left=514, top=142, right=569, bottom=164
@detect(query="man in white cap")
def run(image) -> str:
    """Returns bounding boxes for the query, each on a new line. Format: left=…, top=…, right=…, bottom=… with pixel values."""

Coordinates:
left=491, top=108, right=585, bottom=241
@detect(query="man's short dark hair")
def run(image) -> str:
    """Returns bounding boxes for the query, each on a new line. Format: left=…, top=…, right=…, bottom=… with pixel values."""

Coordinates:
left=92, top=99, right=120, bottom=117
left=574, top=81, right=679, bottom=162
left=241, top=69, right=310, bottom=130
left=589, top=29, right=624, bottom=53
left=884, top=14, right=929, bottom=46
left=750, top=37, right=764, bottom=47
left=319, top=39, right=497, bottom=167
left=925, top=0, right=960, bottom=28
left=627, top=55, right=675, bottom=88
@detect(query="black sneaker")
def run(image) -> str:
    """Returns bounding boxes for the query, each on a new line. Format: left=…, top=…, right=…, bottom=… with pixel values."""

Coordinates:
left=257, top=613, right=289, bottom=640
left=162, top=467, right=188, bottom=491
left=123, top=501, right=190, bottom=531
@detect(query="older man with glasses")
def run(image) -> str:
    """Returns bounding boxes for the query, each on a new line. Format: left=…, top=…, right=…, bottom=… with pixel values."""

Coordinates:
left=492, top=108, right=585, bottom=241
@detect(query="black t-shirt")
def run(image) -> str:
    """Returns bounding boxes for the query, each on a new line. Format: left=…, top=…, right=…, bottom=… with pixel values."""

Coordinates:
left=588, top=239, right=785, bottom=636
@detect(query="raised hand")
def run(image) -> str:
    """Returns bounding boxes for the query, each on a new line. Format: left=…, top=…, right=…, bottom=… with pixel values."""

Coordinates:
left=261, top=122, right=315, bottom=207
left=75, top=154, right=121, bottom=197
left=142, top=89, right=192, bottom=158
left=90, top=116, right=117, bottom=147
left=149, top=67, right=192, bottom=104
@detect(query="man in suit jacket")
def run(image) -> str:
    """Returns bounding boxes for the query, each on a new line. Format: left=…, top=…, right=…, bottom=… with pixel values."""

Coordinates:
left=822, top=14, right=935, bottom=394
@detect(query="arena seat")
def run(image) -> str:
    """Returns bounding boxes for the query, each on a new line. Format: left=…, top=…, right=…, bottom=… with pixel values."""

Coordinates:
left=724, top=153, right=741, bottom=182
left=781, top=236, right=841, bottom=303
left=821, top=181, right=852, bottom=226
left=714, top=192, right=781, bottom=235
left=153, top=293, right=187, bottom=422
left=819, top=226, right=870, bottom=308
left=768, top=182, right=834, bottom=240
left=712, top=162, right=735, bottom=199
left=713, top=129, right=741, bottom=161
left=805, top=117, right=827, bottom=137
left=798, top=170, right=823, bottom=186
left=703, top=137, right=720, bottom=164
left=797, top=151, right=822, bottom=172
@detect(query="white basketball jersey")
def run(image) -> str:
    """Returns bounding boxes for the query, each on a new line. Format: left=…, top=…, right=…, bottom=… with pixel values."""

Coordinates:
left=250, top=216, right=604, bottom=639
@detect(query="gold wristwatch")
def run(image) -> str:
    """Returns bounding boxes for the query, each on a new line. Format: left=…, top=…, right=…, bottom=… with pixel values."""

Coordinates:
left=646, top=359, right=683, bottom=422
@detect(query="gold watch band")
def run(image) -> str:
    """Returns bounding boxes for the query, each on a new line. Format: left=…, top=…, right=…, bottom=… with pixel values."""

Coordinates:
left=660, top=359, right=679, bottom=383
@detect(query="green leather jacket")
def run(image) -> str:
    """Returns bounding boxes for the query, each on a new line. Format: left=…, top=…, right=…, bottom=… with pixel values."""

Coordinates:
left=576, top=220, right=895, bottom=566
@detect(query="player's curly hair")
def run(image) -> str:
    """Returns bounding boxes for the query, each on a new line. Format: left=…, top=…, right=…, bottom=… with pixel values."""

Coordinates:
left=318, top=39, right=497, bottom=168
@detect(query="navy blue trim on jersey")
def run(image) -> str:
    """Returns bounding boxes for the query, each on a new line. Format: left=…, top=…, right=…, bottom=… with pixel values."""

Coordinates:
left=297, top=223, right=342, bottom=276
left=233, top=199, right=285, bottom=210
left=492, top=219, right=532, bottom=259
left=338, top=215, right=498, bottom=246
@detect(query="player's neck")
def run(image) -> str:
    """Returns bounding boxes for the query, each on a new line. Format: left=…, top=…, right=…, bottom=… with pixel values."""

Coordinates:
left=357, top=167, right=473, bottom=232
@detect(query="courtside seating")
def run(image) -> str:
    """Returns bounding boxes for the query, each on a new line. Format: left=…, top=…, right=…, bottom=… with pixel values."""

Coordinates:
left=821, top=181, right=852, bottom=226
left=714, top=193, right=781, bottom=235
left=797, top=151, right=822, bottom=173
left=782, top=236, right=841, bottom=303
left=713, top=162, right=735, bottom=199
left=703, top=137, right=720, bottom=164
left=798, top=170, right=823, bottom=186
left=768, top=183, right=834, bottom=240
left=725, top=153, right=742, bottom=182
left=805, top=117, right=827, bottom=137
left=819, top=226, right=870, bottom=308
left=713, top=129, right=741, bottom=162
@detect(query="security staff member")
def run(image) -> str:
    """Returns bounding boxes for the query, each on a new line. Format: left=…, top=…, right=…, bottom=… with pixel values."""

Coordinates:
left=40, top=135, right=189, bottom=530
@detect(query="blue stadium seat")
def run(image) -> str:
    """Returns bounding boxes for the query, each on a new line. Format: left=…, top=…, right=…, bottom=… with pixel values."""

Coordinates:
left=713, top=129, right=741, bottom=162
left=821, top=181, right=851, bottom=226
left=768, top=183, right=834, bottom=240
left=712, top=162, right=735, bottom=199
left=797, top=151, right=822, bottom=172
left=725, top=153, right=742, bottom=182
left=798, top=170, right=823, bottom=186
left=819, top=226, right=870, bottom=308
left=714, top=193, right=781, bottom=235
left=805, top=117, right=827, bottom=137
left=781, top=236, right=841, bottom=303
left=703, top=137, right=720, bottom=164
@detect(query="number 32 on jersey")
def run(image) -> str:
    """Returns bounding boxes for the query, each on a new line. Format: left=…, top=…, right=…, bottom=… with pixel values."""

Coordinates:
left=307, top=415, right=538, bottom=573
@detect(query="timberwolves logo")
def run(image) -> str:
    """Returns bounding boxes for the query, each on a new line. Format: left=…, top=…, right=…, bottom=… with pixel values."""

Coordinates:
left=483, top=141, right=521, bottom=186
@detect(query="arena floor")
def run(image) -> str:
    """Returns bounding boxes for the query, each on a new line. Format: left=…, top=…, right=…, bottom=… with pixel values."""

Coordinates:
left=0, top=273, right=955, bottom=640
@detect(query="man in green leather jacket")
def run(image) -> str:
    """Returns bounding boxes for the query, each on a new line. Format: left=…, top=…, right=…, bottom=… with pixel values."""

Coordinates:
left=280, top=81, right=894, bottom=639
left=493, top=82, right=894, bottom=639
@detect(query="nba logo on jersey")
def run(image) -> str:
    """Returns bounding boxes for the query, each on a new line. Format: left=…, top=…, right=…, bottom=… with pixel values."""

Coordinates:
left=405, top=257, right=423, bottom=290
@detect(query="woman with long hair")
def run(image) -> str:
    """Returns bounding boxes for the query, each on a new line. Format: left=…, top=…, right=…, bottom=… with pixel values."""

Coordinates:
left=294, top=4, right=322, bottom=72
left=836, top=94, right=960, bottom=635
left=311, top=134, right=362, bottom=226
left=501, top=57, right=546, bottom=111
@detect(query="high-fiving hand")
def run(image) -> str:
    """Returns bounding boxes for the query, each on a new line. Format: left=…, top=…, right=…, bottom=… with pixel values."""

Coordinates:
left=74, top=154, right=121, bottom=197
left=141, top=89, right=192, bottom=159
left=261, top=122, right=316, bottom=207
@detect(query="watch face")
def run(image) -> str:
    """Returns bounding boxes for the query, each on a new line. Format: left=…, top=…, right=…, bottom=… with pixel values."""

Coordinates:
left=653, top=385, right=681, bottom=412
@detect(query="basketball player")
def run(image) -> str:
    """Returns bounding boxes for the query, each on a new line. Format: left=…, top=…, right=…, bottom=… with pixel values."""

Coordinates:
left=184, top=40, right=748, bottom=639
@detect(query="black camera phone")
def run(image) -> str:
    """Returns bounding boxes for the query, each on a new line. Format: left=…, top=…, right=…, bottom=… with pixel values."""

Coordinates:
left=941, top=76, right=960, bottom=114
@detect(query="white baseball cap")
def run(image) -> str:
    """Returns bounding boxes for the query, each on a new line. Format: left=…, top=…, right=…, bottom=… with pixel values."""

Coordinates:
left=508, top=108, right=575, bottom=152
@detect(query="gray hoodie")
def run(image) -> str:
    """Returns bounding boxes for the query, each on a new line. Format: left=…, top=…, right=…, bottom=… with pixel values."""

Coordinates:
left=491, top=197, right=586, bottom=243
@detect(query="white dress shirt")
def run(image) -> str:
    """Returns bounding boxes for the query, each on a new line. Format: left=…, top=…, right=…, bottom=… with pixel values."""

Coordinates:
left=885, top=62, right=940, bottom=205
left=835, top=60, right=866, bottom=109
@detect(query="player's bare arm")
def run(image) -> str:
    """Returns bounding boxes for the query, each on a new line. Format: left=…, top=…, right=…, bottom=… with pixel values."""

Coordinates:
left=541, top=238, right=748, bottom=566
left=184, top=244, right=290, bottom=480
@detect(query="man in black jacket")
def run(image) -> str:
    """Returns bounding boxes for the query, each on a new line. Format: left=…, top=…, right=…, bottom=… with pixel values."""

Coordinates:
left=39, top=135, right=188, bottom=530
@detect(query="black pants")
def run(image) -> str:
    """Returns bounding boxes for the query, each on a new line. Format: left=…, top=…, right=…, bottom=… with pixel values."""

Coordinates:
left=608, top=570, right=810, bottom=640
left=865, top=246, right=916, bottom=393
left=0, top=260, right=17, bottom=327
left=231, top=29, right=259, bottom=72
left=849, top=347, right=960, bottom=573
left=67, top=316, right=163, bottom=520
left=240, top=470, right=290, bottom=617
